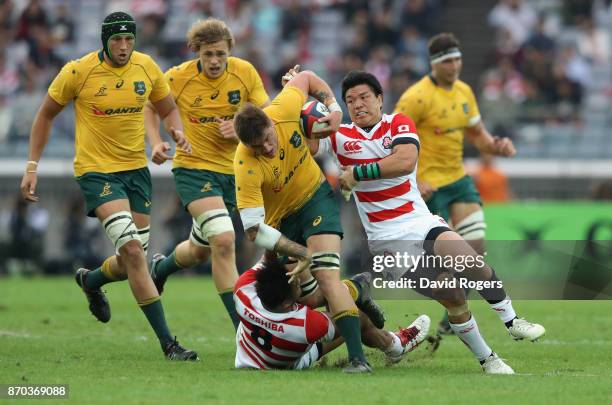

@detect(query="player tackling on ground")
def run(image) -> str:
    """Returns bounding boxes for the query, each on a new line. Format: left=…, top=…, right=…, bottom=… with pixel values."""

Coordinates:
left=20, top=12, right=197, bottom=360
left=309, top=70, right=545, bottom=374
left=233, top=252, right=429, bottom=370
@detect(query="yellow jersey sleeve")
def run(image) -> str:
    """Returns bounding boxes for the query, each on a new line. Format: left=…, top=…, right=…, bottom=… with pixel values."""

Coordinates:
left=465, top=85, right=481, bottom=127
left=393, top=86, right=426, bottom=125
left=246, top=63, right=269, bottom=107
left=234, top=148, right=265, bottom=209
left=265, top=85, right=306, bottom=123
left=147, top=58, right=170, bottom=103
left=48, top=61, right=78, bottom=106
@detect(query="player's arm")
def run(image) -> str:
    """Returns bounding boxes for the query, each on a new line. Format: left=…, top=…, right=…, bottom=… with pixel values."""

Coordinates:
left=285, top=69, right=342, bottom=136
left=338, top=144, right=418, bottom=192
left=20, top=94, right=65, bottom=202
left=465, top=122, right=515, bottom=157
left=146, top=96, right=192, bottom=164
left=240, top=207, right=311, bottom=283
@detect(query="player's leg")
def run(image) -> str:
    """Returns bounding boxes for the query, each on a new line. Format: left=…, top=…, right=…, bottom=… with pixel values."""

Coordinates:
left=307, top=233, right=370, bottom=372
left=433, top=230, right=545, bottom=341
left=359, top=310, right=430, bottom=363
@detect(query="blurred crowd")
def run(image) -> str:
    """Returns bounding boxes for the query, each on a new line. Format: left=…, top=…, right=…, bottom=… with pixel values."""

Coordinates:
left=482, top=0, right=611, bottom=128
left=1, top=0, right=609, bottom=147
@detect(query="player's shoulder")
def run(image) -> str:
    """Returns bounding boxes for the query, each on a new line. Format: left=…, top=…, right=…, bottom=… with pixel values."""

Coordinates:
left=235, top=143, right=258, bottom=165
left=63, top=51, right=102, bottom=74
left=227, top=56, right=256, bottom=75
left=166, top=59, right=198, bottom=77
left=406, top=75, right=434, bottom=94
left=128, top=51, right=162, bottom=71
left=454, top=79, right=475, bottom=95
left=385, top=112, right=414, bottom=126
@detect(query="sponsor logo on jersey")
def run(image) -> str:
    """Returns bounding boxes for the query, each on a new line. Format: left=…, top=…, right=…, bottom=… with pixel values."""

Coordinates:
left=343, top=140, right=362, bottom=154
left=290, top=131, right=302, bottom=148
left=313, top=216, right=322, bottom=226
left=228, top=90, right=241, bottom=105
left=144, top=201, right=152, bottom=207
left=382, top=136, right=392, bottom=149
left=92, top=105, right=143, bottom=116
left=133, top=81, right=146, bottom=95
left=191, top=96, right=202, bottom=107
left=95, top=85, right=108, bottom=97
left=201, top=182, right=212, bottom=192
left=187, top=114, right=234, bottom=124
left=210, top=90, right=219, bottom=100
left=279, top=148, right=285, bottom=160
left=462, top=102, right=469, bottom=114
left=115, top=80, right=124, bottom=89
left=99, top=182, right=112, bottom=197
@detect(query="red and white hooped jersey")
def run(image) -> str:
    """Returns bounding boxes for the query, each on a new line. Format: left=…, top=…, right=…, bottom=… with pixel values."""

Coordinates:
left=233, top=266, right=335, bottom=369
left=320, top=113, right=431, bottom=239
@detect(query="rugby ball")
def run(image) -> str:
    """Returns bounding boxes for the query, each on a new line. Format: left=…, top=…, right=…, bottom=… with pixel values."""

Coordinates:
left=300, top=101, right=330, bottom=139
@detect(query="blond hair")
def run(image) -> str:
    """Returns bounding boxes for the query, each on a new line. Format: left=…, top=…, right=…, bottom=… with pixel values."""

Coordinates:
left=187, top=18, right=234, bottom=52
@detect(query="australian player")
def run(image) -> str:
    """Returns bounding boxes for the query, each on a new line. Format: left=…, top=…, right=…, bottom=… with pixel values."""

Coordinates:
left=19, top=12, right=196, bottom=360
left=232, top=69, right=375, bottom=373
left=145, top=18, right=270, bottom=330
left=394, top=33, right=517, bottom=334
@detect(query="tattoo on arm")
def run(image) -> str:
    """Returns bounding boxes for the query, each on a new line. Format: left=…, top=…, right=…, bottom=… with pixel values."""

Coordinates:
left=275, top=235, right=309, bottom=260
left=314, top=90, right=330, bottom=104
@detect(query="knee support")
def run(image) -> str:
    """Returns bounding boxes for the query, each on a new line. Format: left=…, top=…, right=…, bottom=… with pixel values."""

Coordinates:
left=138, top=225, right=150, bottom=255
left=447, top=302, right=469, bottom=317
left=300, top=275, right=319, bottom=298
left=102, top=211, right=140, bottom=252
left=310, top=252, right=340, bottom=272
left=190, top=209, right=234, bottom=247
left=454, top=210, right=486, bottom=240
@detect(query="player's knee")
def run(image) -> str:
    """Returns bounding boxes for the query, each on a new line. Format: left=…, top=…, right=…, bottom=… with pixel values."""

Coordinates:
left=454, top=210, right=486, bottom=241
left=102, top=211, right=141, bottom=253
left=209, top=231, right=235, bottom=256
left=118, top=239, right=145, bottom=267
left=188, top=242, right=210, bottom=264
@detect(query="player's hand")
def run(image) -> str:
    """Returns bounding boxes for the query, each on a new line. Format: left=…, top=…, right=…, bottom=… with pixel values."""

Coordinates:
left=417, top=180, right=437, bottom=201
left=151, top=142, right=173, bottom=165
left=20, top=172, right=39, bottom=202
left=493, top=136, right=515, bottom=157
left=169, top=127, right=192, bottom=154
left=281, top=64, right=301, bottom=87
left=338, top=165, right=357, bottom=198
left=287, top=255, right=312, bottom=284
left=312, top=110, right=342, bottom=138
left=216, top=117, right=239, bottom=141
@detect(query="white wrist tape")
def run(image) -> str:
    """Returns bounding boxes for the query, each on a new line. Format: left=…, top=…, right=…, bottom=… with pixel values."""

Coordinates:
left=328, top=101, right=342, bottom=113
left=254, top=223, right=282, bottom=250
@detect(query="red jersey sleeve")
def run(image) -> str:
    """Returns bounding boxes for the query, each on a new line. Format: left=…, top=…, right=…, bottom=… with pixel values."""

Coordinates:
left=305, top=308, right=333, bottom=344
left=390, top=113, right=420, bottom=150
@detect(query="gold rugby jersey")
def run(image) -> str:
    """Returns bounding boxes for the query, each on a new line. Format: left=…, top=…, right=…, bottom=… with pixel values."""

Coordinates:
left=166, top=57, right=269, bottom=174
left=48, top=50, right=169, bottom=176
left=394, top=75, right=481, bottom=188
left=234, top=86, right=324, bottom=228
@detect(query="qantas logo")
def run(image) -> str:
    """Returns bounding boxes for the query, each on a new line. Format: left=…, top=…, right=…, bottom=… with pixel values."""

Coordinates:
left=92, top=106, right=142, bottom=116
left=188, top=114, right=233, bottom=124
left=343, top=141, right=362, bottom=154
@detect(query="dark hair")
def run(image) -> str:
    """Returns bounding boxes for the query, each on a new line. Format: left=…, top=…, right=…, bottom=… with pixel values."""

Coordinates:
left=341, top=70, right=383, bottom=103
left=255, top=254, right=292, bottom=310
left=234, top=103, right=271, bottom=145
left=428, top=32, right=461, bottom=57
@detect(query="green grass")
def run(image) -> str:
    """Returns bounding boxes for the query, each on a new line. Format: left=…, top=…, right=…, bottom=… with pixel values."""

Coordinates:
left=1, top=276, right=612, bottom=404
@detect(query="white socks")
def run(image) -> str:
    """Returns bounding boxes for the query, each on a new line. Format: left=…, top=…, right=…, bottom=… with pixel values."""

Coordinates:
left=490, top=296, right=517, bottom=324
left=383, top=332, right=403, bottom=357
left=450, top=315, right=492, bottom=362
